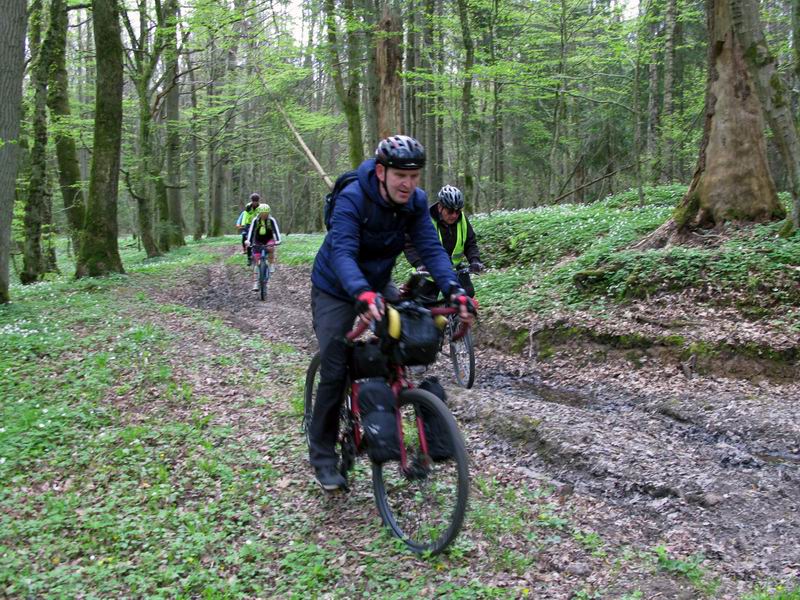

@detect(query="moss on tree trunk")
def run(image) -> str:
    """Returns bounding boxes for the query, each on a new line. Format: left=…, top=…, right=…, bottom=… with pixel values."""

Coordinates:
left=636, top=0, right=784, bottom=250
left=75, top=0, right=124, bottom=278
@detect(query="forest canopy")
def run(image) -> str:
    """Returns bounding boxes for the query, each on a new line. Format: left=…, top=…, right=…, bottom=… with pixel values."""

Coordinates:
left=1, top=0, right=798, bottom=296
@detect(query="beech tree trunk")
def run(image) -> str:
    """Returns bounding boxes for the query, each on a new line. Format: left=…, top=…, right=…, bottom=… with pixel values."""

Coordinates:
left=187, top=54, right=204, bottom=240
left=731, top=0, right=800, bottom=233
left=637, top=0, right=784, bottom=249
left=361, top=0, right=379, bottom=149
left=0, top=0, right=27, bottom=302
left=76, top=0, right=124, bottom=277
left=456, top=0, right=476, bottom=202
left=646, top=49, right=659, bottom=182
left=324, top=0, right=364, bottom=168
left=135, top=90, right=162, bottom=255
left=47, top=0, right=85, bottom=255
left=422, top=0, right=438, bottom=194
left=660, top=0, right=677, bottom=182
left=164, top=0, right=184, bottom=246
left=22, top=0, right=49, bottom=284
left=375, top=4, right=402, bottom=138
left=794, top=1, right=799, bottom=88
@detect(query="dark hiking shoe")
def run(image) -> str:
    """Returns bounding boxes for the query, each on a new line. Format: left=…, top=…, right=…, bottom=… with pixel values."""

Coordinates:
left=314, top=465, right=346, bottom=491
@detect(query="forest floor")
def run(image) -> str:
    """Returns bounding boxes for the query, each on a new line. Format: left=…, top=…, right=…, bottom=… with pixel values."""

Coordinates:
left=4, top=241, right=798, bottom=599
left=161, top=246, right=799, bottom=599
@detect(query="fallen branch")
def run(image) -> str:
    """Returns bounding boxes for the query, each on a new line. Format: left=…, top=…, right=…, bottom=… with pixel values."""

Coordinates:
left=551, top=164, right=634, bottom=204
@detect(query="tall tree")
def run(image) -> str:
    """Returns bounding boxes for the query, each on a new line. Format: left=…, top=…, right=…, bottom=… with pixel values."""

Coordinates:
left=324, top=0, right=365, bottom=167
left=47, top=0, right=85, bottom=255
left=122, top=0, right=172, bottom=257
left=76, top=0, right=125, bottom=277
left=456, top=0, right=476, bottom=202
left=186, top=51, right=204, bottom=240
left=0, top=0, right=28, bottom=302
left=421, top=0, right=439, bottom=194
left=375, top=3, right=402, bottom=138
left=21, top=0, right=50, bottom=284
left=163, top=0, right=184, bottom=247
left=637, top=0, right=785, bottom=248
left=660, top=0, right=678, bottom=182
left=731, top=0, right=800, bottom=233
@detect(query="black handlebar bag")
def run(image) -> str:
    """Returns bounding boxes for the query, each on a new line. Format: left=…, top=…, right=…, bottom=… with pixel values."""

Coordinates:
left=379, top=304, right=444, bottom=367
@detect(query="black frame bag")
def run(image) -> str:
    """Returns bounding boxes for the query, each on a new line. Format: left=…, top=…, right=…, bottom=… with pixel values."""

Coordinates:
left=350, top=340, right=389, bottom=380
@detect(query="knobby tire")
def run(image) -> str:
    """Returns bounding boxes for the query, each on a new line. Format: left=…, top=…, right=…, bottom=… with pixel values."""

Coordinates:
left=259, top=259, right=269, bottom=301
left=371, top=388, right=469, bottom=555
left=449, top=318, right=475, bottom=389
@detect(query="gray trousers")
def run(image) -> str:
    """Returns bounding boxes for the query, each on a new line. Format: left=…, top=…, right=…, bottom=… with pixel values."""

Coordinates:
left=308, top=286, right=359, bottom=467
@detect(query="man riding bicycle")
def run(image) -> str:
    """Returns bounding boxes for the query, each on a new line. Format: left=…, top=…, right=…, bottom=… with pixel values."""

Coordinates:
left=308, top=135, right=477, bottom=490
left=236, top=193, right=261, bottom=264
left=404, top=184, right=483, bottom=298
left=245, top=203, right=281, bottom=291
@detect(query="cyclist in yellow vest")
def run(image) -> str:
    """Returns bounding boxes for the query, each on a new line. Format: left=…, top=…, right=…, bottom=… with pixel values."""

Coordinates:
left=236, top=193, right=261, bottom=264
left=405, top=185, right=483, bottom=297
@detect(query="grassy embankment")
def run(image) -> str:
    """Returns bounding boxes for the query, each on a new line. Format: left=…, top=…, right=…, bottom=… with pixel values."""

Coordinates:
left=473, top=186, right=799, bottom=320
left=469, top=186, right=800, bottom=372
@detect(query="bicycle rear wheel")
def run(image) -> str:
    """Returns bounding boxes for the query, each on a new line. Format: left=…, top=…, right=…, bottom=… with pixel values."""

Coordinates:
left=372, top=388, right=469, bottom=555
left=303, top=352, right=356, bottom=481
left=449, top=318, right=475, bottom=389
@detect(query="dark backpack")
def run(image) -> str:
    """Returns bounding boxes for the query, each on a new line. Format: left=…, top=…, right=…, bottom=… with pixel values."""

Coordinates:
left=418, top=377, right=455, bottom=462
left=323, top=170, right=372, bottom=230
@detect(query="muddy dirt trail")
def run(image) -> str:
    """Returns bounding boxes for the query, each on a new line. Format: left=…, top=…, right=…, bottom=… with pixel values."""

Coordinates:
left=169, top=251, right=800, bottom=597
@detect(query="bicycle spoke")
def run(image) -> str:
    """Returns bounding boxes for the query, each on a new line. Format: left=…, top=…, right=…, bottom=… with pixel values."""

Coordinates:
left=372, top=389, right=468, bottom=555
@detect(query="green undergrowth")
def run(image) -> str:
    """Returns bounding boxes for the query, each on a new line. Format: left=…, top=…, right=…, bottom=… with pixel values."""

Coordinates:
left=0, top=246, right=298, bottom=597
left=744, top=585, right=800, bottom=600
left=279, top=233, right=325, bottom=266
left=471, top=187, right=800, bottom=323
left=0, top=240, right=783, bottom=597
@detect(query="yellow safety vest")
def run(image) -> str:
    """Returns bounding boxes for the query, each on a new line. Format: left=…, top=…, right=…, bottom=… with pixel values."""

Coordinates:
left=432, top=214, right=467, bottom=264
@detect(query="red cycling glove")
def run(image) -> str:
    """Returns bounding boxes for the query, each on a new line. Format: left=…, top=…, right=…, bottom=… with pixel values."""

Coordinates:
left=356, top=291, right=383, bottom=313
left=449, top=287, right=478, bottom=313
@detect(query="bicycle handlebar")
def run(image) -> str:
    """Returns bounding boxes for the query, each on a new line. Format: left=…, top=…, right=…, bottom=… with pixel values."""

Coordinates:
left=346, top=305, right=469, bottom=343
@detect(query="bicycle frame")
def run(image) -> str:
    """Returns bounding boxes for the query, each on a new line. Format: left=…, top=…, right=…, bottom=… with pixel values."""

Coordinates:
left=344, top=306, right=467, bottom=474
left=251, top=245, right=271, bottom=271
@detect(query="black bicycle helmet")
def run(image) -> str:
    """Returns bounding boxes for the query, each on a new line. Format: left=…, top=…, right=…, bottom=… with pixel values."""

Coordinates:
left=437, top=185, right=464, bottom=211
left=375, top=135, right=426, bottom=170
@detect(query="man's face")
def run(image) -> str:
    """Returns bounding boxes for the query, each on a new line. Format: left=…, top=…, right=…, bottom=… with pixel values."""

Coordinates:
left=439, top=205, right=461, bottom=225
left=251, top=200, right=260, bottom=209
left=376, top=164, right=421, bottom=204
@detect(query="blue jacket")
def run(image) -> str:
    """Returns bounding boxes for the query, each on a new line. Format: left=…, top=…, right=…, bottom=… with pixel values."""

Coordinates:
left=312, top=159, right=459, bottom=301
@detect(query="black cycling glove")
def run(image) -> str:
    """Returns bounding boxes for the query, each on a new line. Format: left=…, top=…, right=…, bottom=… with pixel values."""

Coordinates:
left=469, top=261, right=484, bottom=274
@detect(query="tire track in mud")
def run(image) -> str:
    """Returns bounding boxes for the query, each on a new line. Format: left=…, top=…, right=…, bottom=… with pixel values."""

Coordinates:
left=441, top=354, right=800, bottom=582
left=169, top=252, right=800, bottom=585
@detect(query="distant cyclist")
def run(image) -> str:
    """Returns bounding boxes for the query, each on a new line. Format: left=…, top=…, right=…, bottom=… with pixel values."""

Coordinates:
left=405, top=185, right=483, bottom=297
left=236, top=193, right=261, bottom=264
left=245, top=204, right=281, bottom=291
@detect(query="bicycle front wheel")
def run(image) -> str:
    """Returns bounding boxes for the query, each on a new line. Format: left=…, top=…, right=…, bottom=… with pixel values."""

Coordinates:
left=372, top=388, right=469, bottom=555
left=450, top=321, right=475, bottom=389
left=259, top=261, right=269, bottom=301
